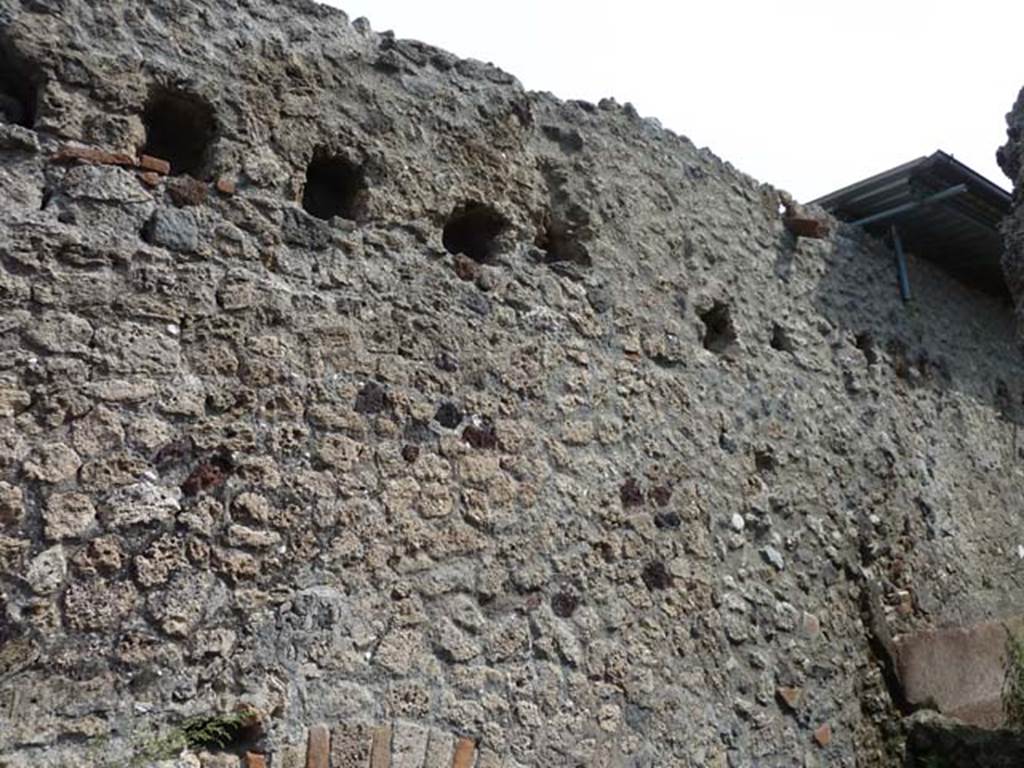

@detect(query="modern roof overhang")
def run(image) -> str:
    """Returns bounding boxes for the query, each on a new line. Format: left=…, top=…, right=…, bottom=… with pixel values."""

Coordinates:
left=810, top=151, right=1012, bottom=298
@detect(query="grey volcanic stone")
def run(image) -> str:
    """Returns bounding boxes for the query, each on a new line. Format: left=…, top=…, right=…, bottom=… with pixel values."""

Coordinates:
left=145, top=208, right=200, bottom=252
left=0, top=1, right=1023, bottom=766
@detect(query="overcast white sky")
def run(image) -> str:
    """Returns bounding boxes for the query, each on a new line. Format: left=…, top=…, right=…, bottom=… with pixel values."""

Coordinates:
left=323, top=1, right=1023, bottom=202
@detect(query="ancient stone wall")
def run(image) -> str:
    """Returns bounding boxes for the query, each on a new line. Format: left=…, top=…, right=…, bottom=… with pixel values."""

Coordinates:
left=2, top=1, right=1024, bottom=766
left=1000, top=86, right=1024, bottom=332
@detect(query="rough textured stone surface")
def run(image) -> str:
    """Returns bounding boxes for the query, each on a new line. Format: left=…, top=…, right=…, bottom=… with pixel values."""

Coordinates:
left=331, top=723, right=373, bottom=768
left=1000, top=86, right=1024, bottom=330
left=1, top=1, right=1024, bottom=767
left=422, top=729, right=455, bottom=768
left=391, top=721, right=428, bottom=768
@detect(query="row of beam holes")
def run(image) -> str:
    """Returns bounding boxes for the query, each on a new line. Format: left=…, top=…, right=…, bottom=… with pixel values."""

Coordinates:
left=34, top=78, right=577, bottom=270
left=137, top=87, right=498, bottom=256
left=703, top=305, right=793, bottom=356
left=0, top=39, right=577, bottom=272
left=5, top=65, right=910, bottom=383
left=141, top=86, right=511, bottom=261
left=140, top=100, right=589, bottom=275
left=0, top=28, right=587, bottom=271
left=0, top=64, right=788, bottom=350
left=442, top=204, right=593, bottom=266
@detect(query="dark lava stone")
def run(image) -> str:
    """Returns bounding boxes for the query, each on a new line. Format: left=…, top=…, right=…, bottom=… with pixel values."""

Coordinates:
left=435, top=401, right=463, bottom=429
left=642, top=561, right=672, bottom=591
left=551, top=591, right=579, bottom=618
left=654, top=511, right=682, bottom=530
left=620, top=477, right=644, bottom=507
left=463, top=419, right=498, bottom=450
left=354, top=381, right=390, bottom=414
left=650, top=484, right=673, bottom=507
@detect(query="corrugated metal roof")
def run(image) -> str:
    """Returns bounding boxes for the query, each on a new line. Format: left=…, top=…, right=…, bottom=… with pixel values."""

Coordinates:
left=810, top=151, right=1012, bottom=297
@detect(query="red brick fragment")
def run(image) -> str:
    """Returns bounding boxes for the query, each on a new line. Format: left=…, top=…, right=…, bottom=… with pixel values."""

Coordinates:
left=139, top=171, right=161, bottom=187
left=306, top=723, right=331, bottom=768
left=776, top=686, right=803, bottom=711
left=216, top=176, right=237, bottom=195
left=813, top=723, right=833, bottom=748
left=181, top=462, right=226, bottom=497
left=168, top=175, right=209, bottom=207
left=54, top=144, right=136, bottom=167
left=245, top=752, right=267, bottom=768
left=452, top=737, right=476, bottom=768
left=139, top=154, right=171, bottom=175
left=784, top=215, right=830, bottom=239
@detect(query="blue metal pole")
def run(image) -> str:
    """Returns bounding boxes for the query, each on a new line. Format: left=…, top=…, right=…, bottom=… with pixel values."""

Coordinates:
left=892, top=225, right=910, bottom=302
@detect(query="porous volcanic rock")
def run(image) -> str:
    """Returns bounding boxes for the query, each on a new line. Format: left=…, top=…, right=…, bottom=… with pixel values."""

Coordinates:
left=2, top=1, right=1024, bottom=766
left=1000, top=86, right=1024, bottom=331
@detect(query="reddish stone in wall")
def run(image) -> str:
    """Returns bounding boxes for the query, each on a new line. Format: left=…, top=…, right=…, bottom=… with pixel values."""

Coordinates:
left=452, top=737, right=476, bottom=768
left=306, top=723, right=331, bottom=768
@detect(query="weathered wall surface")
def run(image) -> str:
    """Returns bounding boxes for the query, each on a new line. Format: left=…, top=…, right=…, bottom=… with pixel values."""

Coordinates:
left=1000, top=86, right=1024, bottom=330
left=2, top=1, right=1024, bottom=766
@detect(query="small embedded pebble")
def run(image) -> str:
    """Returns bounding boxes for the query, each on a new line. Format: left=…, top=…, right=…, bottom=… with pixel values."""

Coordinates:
left=761, top=545, right=785, bottom=571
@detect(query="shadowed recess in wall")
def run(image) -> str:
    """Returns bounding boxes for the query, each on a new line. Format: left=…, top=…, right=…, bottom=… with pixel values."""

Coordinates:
left=770, top=323, right=795, bottom=352
left=302, top=151, right=368, bottom=221
left=141, top=87, right=217, bottom=176
left=700, top=301, right=738, bottom=355
left=442, top=202, right=508, bottom=263
left=0, top=33, right=41, bottom=128
left=536, top=214, right=591, bottom=267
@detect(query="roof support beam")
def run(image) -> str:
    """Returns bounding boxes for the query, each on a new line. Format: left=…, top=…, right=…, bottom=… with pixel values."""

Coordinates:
left=851, top=184, right=968, bottom=227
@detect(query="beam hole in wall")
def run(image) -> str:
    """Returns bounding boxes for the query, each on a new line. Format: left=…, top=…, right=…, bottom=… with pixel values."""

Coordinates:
left=536, top=217, right=591, bottom=267
left=0, top=35, right=41, bottom=128
left=141, top=87, right=217, bottom=176
left=302, top=151, right=368, bottom=221
left=442, top=202, right=508, bottom=263
left=770, top=323, right=795, bottom=352
left=855, top=332, right=878, bottom=365
left=0, top=593, right=13, bottom=647
left=700, top=302, right=738, bottom=355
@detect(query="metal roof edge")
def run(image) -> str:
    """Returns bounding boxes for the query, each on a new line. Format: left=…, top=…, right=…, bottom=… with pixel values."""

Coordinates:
left=808, top=155, right=929, bottom=207
left=810, top=150, right=1011, bottom=212
left=925, top=150, right=1012, bottom=210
